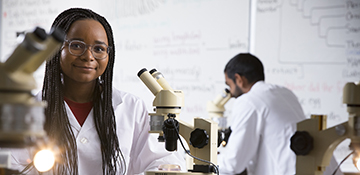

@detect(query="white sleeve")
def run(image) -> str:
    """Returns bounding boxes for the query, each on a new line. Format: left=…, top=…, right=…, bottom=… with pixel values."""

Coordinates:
left=218, top=100, right=261, bottom=175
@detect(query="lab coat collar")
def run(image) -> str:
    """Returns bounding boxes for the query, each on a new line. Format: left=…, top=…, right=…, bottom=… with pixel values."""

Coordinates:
left=63, top=101, right=96, bottom=136
left=36, top=87, right=124, bottom=135
left=249, top=81, right=265, bottom=92
left=77, top=87, right=124, bottom=132
left=78, top=108, right=95, bottom=135
left=112, top=87, right=123, bottom=109
left=63, top=101, right=81, bottom=135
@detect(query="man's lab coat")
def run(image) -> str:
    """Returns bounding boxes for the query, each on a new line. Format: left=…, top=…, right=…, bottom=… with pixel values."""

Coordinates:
left=217, top=81, right=343, bottom=175
left=8, top=87, right=186, bottom=174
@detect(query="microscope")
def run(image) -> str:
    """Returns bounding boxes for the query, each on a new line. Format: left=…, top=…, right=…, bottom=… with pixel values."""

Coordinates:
left=290, top=82, right=360, bottom=175
left=207, top=89, right=232, bottom=147
left=0, top=26, right=64, bottom=174
left=138, top=68, right=218, bottom=175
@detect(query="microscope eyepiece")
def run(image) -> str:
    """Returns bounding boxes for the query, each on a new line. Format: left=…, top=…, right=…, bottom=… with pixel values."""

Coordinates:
left=50, top=27, right=65, bottom=42
left=225, top=88, right=230, bottom=93
left=137, top=68, right=148, bottom=77
left=149, top=68, right=157, bottom=74
left=137, top=68, right=163, bottom=96
left=4, top=27, right=48, bottom=73
left=33, top=27, right=47, bottom=41
left=150, top=69, right=173, bottom=90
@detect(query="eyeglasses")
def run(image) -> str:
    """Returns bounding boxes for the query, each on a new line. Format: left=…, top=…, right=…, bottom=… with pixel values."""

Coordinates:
left=64, top=40, right=110, bottom=60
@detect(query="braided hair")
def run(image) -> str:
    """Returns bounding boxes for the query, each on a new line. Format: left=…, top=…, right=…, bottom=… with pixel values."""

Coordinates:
left=42, top=8, right=125, bottom=175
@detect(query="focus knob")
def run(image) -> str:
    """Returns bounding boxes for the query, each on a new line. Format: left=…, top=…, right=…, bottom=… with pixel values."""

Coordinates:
left=290, top=131, right=313, bottom=155
left=190, top=128, right=209, bottom=148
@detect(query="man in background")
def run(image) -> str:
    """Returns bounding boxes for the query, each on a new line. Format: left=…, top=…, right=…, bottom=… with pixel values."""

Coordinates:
left=217, top=53, right=342, bottom=175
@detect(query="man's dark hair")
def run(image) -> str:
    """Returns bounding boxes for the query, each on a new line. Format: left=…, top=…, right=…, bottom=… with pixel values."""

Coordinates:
left=224, top=53, right=265, bottom=84
left=42, top=8, right=125, bottom=175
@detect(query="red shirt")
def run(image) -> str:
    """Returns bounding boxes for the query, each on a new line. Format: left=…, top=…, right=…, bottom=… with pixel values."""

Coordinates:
left=64, top=97, right=93, bottom=126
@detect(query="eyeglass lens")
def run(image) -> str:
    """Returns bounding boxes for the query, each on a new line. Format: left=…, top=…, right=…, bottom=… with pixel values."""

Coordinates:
left=68, top=40, right=108, bottom=59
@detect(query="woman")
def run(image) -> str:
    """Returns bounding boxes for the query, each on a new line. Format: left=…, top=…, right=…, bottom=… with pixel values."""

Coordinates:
left=11, top=8, right=185, bottom=175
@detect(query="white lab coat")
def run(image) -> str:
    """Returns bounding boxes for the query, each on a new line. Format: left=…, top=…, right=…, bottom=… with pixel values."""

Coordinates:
left=217, top=81, right=343, bottom=175
left=8, top=87, right=186, bottom=175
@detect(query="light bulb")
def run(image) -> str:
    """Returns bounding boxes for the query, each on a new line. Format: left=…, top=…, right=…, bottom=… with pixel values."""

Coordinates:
left=33, top=149, right=55, bottom=172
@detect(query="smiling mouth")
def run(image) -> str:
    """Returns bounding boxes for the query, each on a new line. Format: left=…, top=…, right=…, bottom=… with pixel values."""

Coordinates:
left=74, top=65, right=95, bottom=70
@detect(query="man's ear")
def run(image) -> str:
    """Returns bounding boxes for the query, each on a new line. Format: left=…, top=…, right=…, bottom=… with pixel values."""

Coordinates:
left=235, top=73, right=249, bottom=89
left=234, top=73, right=243, bottom=87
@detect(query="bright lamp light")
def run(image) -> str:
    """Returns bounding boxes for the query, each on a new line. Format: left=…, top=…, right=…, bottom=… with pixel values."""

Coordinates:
left=355, top=157, right=360, bottom=171
left=33, top=149, right=55, bottom=172
left=352, top=151, right=360, bottom=172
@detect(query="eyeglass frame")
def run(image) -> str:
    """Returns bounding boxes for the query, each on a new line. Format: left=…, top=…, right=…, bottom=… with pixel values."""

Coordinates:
left=63, top=39, right=111, bottom=60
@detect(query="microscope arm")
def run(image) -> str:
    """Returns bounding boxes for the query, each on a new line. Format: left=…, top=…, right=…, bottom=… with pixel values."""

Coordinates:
left=291, top=82, right=360, bottom=175
left=178, top=119, right=194, bottom=148
left=294, top=116, right=349, bottom=175
left=178, top=118, right=218, bottom=166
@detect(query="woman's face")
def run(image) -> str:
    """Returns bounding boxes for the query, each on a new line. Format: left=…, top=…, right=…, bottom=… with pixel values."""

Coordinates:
left=60, top=19, right=109, bottom=84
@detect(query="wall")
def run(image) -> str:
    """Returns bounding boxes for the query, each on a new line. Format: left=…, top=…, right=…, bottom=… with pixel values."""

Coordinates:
left=1, top=0, right=360, bottom=173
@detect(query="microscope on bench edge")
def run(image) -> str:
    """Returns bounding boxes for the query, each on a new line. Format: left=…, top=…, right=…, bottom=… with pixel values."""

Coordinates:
left=138, top=68, right=218, bottom=175
left=290, top=81, right=360, bottom=175
left=0, top=26, right=64, bottom=174
left=207, top=88, right=232, bottom=147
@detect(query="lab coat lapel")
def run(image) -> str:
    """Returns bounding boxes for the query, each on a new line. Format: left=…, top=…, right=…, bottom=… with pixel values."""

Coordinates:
left=78, top=109, right=95, bottom=135
left=64, top=101, right=81, bottom=137
left=64, top=101, right=95, bottom=137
